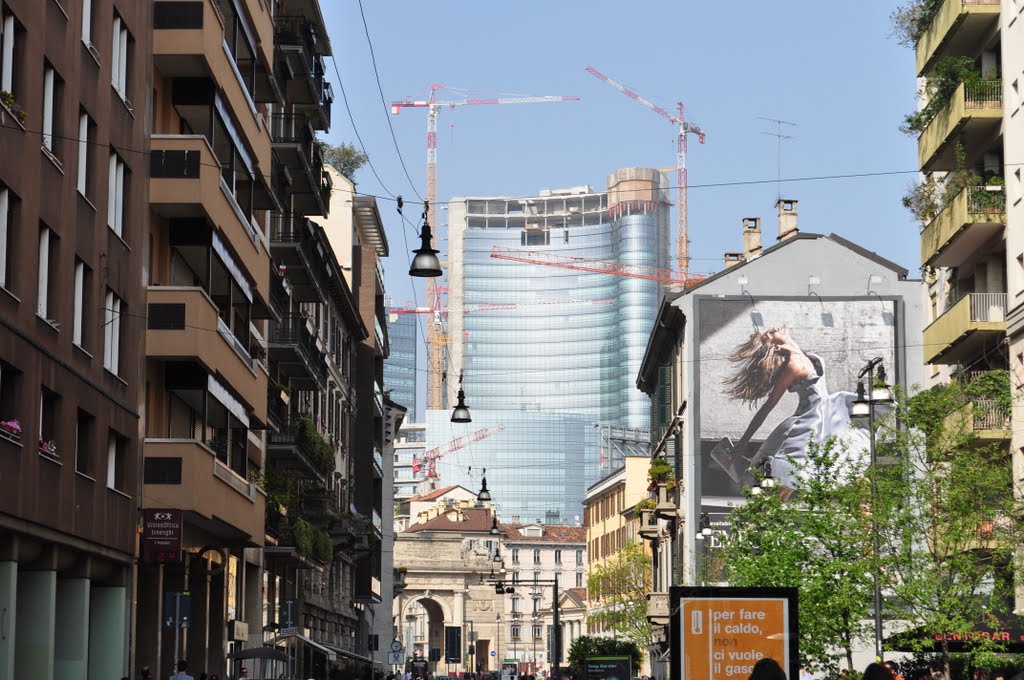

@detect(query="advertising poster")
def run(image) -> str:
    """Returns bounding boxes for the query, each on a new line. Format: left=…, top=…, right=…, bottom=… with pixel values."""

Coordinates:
left=586, top=657, right=631, bottom=680
left=670, top=587, right=799, bottom=680
left=695, top=297, right=897, bottom=503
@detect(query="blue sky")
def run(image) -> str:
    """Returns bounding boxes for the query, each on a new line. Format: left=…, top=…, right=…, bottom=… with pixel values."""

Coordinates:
left=320, top=1, right=918, bottom=411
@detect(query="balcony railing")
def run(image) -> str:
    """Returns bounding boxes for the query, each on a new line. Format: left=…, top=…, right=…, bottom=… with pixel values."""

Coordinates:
left=965, top=80, right=1002, bottom=108
left=274, top=15, right=317, bottom=73
left=967, top=292, right=1007, bottom=322
left=268, top=314, right=328, bottom=387
left=972, top=400, right=1010, bottom=431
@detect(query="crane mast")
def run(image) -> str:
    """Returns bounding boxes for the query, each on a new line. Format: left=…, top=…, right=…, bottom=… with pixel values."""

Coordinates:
left=391, top=85, right=579, bottom=409
left=585, top=66, right=705, bottom=276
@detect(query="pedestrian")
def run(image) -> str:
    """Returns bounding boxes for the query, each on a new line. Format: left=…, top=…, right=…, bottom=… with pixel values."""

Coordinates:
left=973, top=670, right=989, bottom=680
left=748, top=658, right=787, bottom=680
left=929, top=663, right=948, bottom=680
left=800, top=668, right=813, bottom=680
left=141, top=667, right=153, bottom=680
left=884, top=662, right=904, bottom=680
left=863, top=663, right=894, bottom=680
left=170, top=661, right=195, bottom=680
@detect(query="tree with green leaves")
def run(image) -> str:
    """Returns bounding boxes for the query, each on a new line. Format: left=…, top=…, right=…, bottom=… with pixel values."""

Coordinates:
left=566, top=636, right=641, bottom=680
left=717, top=438, right=876, bottom=675
left=319, top=141, right=369, bottom=182
left=873, top=376, right=1019, bottom=678
left=586, top=542, right=652, bottom=657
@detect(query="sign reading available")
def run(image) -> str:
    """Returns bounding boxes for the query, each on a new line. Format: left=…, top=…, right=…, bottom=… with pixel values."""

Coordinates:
left=670, top=587, right=798, bottom=680
left=142, top=509, right=183, bottom=564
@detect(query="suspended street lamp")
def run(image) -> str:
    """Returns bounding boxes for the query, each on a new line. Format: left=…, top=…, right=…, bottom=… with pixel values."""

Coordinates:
left=409, top=201, right=442, bottom=278
left=451, top=372, right=472, bottom=423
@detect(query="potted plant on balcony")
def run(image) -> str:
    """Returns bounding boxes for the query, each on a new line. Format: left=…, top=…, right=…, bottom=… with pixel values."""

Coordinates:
left=648, top=456, right=673, bottom=492
left=635, top=498, right=658, bottom=539
left=0, top=419, right=21, bottom=443
left=38, top=436, right=58, bottom=458
left=0, top=90, right=26, bottom=124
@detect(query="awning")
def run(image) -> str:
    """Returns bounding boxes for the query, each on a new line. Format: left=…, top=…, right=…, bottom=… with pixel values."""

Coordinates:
left=886, top=618, right=1024, bottom=654
left=208, top=374, right=250, bottom=429
left=212, top=230, right=253, bottom=302
left=281, top=634, right=336, bottom=661
left=322, top=643, right=373, bottom=665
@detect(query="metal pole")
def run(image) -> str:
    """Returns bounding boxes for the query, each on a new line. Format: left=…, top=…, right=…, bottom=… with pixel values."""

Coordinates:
left=552, top=575, right=560, bottom=676
left=868, top=364, right=883, bottom=662
left=173, top=592, right=181, bottom=676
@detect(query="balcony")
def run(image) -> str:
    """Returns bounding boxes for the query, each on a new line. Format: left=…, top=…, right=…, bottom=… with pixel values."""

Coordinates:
left=150, top=135, right=272, bottom=305
left=920, top=185, right=1006, bottom=267
left=266, top=417, right=334, bottom=483
left=147, top=287, right=267, bottom=423
left=919, top=81, right=1002, bottom=172
left=273, top=15, right=332, bottom=130
left=916, top=0, right=1001, bottom=76
left=268, top=314, right=328, bottom=390
left=144, top=439, right=265, bottom=545
left=153, top=0, right=273, bottom=164
left=270, top=215, right=331, bottom=304
left=270, top=115, right=330, bottom=216
left=924, top=292, right=1007, bottom=364
left=944, top=400, right=1011, bottom=443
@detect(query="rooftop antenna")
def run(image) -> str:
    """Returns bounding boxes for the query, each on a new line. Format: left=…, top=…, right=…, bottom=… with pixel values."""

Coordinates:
left=758, top=116, right=796, bottom=200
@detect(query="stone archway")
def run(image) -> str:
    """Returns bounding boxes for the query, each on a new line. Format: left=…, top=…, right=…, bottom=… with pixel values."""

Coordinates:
left=402, top=596, right=451, bottom=674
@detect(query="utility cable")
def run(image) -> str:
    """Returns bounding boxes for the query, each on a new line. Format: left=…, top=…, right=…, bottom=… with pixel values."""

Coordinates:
left=6, top=113, right=1023, bottom=206
left=355, top=0, right=425, bottom=202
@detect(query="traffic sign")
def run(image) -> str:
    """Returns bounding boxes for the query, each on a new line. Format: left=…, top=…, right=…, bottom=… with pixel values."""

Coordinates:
left=490, top=651, right=496, bottom=657
left=388, top=652, right=406, bottom=665
left=391, top=640, right=403, bottom=653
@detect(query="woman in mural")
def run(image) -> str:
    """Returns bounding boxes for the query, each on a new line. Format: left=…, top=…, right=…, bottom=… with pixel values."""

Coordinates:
left=713, top=327, right=871, bottom=490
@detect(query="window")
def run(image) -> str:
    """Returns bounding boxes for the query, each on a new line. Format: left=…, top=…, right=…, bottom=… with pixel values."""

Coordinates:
left=1, top=6, right=20, bottom=95
left=77, top=110, right=95, bottom=196
left=73, top=259, right=86, bottom=346
left=0, top=360, right=20, bottom=441
left=107, top=153, right=126, bottom=236
left=39, top=387, right=59, bottom=455
left=42, top=62, right=63, bottom=158
left=511, top=571, right=519, bottom=584
left=575, top=550, right=583, bottom=566
left=532, top=597, right=539, bottom=614
left=110, top=15, right=128, bottom=99
left=36, top=226, right=56, bottom=320
left=533, top=624, right=542, bottom=639
left=81, top=0, right=92, bottom=46
left=510, top=625, right=520, bottom=640
left=0, top=186, right=11, bottom=288
left=533, top=549, right=541, bottom=565
left=103, top=289, right=122, bottom=374
left=533, top=571, right=540, bottom=584
left=511, top=548, right=519, bottom=564
left=511, top=597, right=520, bottom=614
left=75, top=409, right=93, bottom=474
left=576, top=572, right=583, bottom=588
left=554, top=549, right=562, bottom=565
left=106, top=430, right=125, bottom=490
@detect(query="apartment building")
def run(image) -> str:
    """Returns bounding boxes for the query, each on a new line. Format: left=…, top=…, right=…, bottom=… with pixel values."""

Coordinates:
left=0, top=1, right=148, bottom=677
left=583, top=454, right=649, bottom=573
left=907, top=0, right=1023, bottom=607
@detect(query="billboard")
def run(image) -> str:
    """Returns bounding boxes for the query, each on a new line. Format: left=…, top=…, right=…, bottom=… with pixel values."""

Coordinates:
left=695, top=297, right=897, bottom=504
left=670, top=586, right=799, bottom=680
left=585, top=657, right=631, bottom=680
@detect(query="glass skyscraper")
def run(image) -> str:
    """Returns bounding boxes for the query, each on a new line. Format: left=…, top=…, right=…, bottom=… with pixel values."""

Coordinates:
left=429, top=168, right=667, bottom=523
left=384, top=310, right=417, bottom=421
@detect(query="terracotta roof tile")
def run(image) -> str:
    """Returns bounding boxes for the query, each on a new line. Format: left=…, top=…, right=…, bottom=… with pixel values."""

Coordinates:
left=406, top=507, right=495, bottom=533
left=407, top=485, right=462, bottom=502
left=500, top=524, right=586, bottom=544
left=568, top=587, right=587, bottom=600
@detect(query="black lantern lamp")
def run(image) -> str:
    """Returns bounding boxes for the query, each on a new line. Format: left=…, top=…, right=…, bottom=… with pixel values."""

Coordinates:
left=451, top=372, right=472, bottom=423
left=409, top=202, right=442, bottom=278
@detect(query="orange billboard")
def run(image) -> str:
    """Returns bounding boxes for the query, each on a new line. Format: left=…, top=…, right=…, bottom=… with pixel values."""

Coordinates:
left=671, top=587, right=798, bottom=680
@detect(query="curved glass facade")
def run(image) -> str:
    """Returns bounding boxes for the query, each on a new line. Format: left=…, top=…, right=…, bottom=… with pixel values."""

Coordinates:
left=384, top=311, right=417, bottom=421
left=436, top=175, right=668, bottom=522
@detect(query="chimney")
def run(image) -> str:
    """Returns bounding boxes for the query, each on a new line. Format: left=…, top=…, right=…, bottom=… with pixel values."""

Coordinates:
left=724, top=252, right=743, bottom=269
left=742, top=217, right=762, bottom=259
left=511, top=515, right=521, bottom=525
left=776, top=198, right=798, bottom=241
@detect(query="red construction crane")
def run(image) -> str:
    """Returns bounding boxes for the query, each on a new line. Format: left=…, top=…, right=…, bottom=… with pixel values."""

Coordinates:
left=411, top=424, right=506, bottom=479
left=489, top=246, right=707, bottom=287
left=388, top=298, right=613, bottom=318
left=585, top=66, right=706, bottom=277
left=391, top=85, right=580, bottom=410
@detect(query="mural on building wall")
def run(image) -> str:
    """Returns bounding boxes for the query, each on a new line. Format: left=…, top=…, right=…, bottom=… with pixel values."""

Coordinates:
left=695, top=297, right=898, bottom=504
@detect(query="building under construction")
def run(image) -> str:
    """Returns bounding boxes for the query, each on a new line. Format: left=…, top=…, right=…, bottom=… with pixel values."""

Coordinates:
left=427, top=168, right=668, bottom=522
